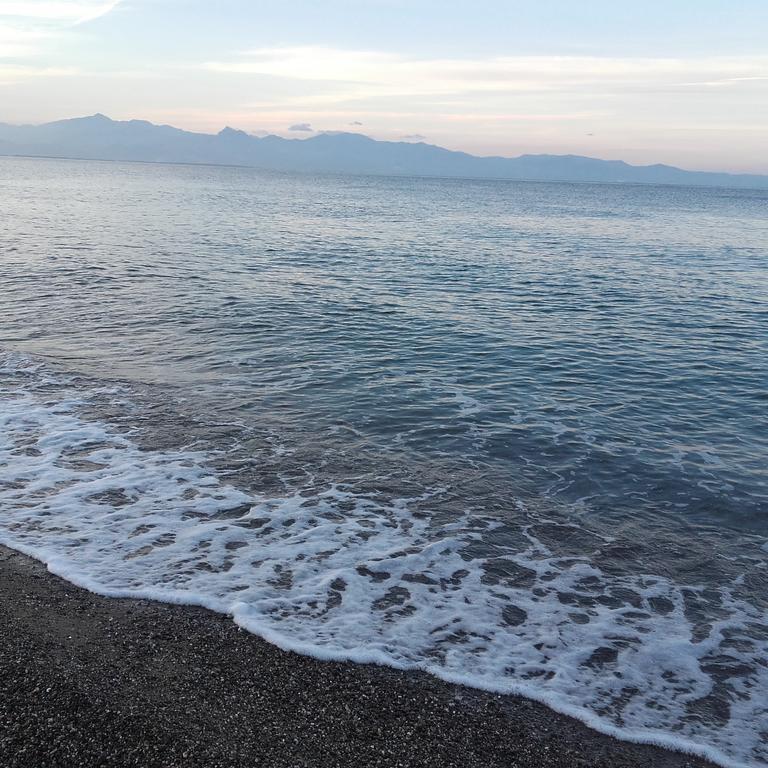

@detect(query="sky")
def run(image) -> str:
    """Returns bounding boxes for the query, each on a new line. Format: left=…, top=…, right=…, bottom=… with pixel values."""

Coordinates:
left=1, top=0, right=767, bottom=173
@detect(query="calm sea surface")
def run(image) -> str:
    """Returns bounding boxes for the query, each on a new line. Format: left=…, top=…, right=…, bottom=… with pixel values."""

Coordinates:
left=1, top=156, right=767, bottom=766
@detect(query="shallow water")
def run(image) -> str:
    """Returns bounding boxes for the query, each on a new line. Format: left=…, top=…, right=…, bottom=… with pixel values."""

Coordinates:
left=1, top=156, right=767, bottom=767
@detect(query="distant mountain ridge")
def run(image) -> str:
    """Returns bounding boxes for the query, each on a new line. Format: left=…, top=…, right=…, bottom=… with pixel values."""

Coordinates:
left=1, top=113, right=767, bottom=189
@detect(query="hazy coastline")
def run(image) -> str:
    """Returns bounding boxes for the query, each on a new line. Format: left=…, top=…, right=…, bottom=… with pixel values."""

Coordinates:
left=2, top=114, right=767, bottom=189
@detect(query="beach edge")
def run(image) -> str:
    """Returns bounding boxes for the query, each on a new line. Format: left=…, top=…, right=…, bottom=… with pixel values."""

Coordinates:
left=0, top=544, right=717, bottom=768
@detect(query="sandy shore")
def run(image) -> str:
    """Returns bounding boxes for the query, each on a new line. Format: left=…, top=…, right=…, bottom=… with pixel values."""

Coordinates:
left=0, top=544, right=715, bottom=768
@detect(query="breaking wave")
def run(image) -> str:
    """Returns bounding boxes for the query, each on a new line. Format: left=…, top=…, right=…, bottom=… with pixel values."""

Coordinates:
left=1, top=353, right=766, bottom=768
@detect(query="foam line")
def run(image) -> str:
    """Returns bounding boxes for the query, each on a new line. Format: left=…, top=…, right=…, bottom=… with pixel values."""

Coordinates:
left=0, top=355, right=765, bottom=768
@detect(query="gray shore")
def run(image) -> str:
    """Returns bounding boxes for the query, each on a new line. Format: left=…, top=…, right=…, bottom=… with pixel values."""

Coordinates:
left=0, top=545, right=715, bottom=768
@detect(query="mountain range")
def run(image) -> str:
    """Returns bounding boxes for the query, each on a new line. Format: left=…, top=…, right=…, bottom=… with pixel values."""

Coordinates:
left=1, top=114, right=766, bottom=189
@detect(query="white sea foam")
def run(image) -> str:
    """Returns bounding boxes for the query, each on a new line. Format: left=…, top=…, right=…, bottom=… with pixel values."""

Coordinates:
left=0, top=356, right=766, bottom=768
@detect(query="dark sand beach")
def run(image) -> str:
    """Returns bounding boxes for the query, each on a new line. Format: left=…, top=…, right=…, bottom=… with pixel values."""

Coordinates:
left=0, top=545, right=715, bottom=768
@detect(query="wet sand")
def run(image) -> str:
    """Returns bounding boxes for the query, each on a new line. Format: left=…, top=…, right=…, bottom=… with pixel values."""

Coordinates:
left=0, top=544, right=715, bottom=768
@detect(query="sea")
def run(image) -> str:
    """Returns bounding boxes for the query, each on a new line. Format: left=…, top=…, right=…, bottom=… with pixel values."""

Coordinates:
left=1, top=156, right=767, bottom=767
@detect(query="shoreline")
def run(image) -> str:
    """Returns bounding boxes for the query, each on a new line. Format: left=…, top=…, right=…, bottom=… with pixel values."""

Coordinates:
left=0, top=544, right=716, bottom=768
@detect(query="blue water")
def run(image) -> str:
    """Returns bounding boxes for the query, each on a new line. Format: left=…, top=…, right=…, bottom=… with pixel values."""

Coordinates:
left=1, top=156, right=767, bottom=766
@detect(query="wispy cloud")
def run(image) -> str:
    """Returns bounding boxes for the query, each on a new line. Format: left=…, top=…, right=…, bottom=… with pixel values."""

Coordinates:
left=0, top=1, right=118, bottom=97
left=0, top=1, right=121, bottom=66
left=203, top=46, right=768, bottom=100
left=0, top=62, right=77, bottom=87
left=0, top=64, right=77, bottom=78
left=0, top=1, right=121, bottom=25
left=0, top=22, right=53, bottom=57
left=681, top=75, right=768, bottom=88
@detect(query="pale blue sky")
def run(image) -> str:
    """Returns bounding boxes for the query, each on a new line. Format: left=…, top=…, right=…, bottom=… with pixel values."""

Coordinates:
left=1, top=0, right=767, bottom=171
